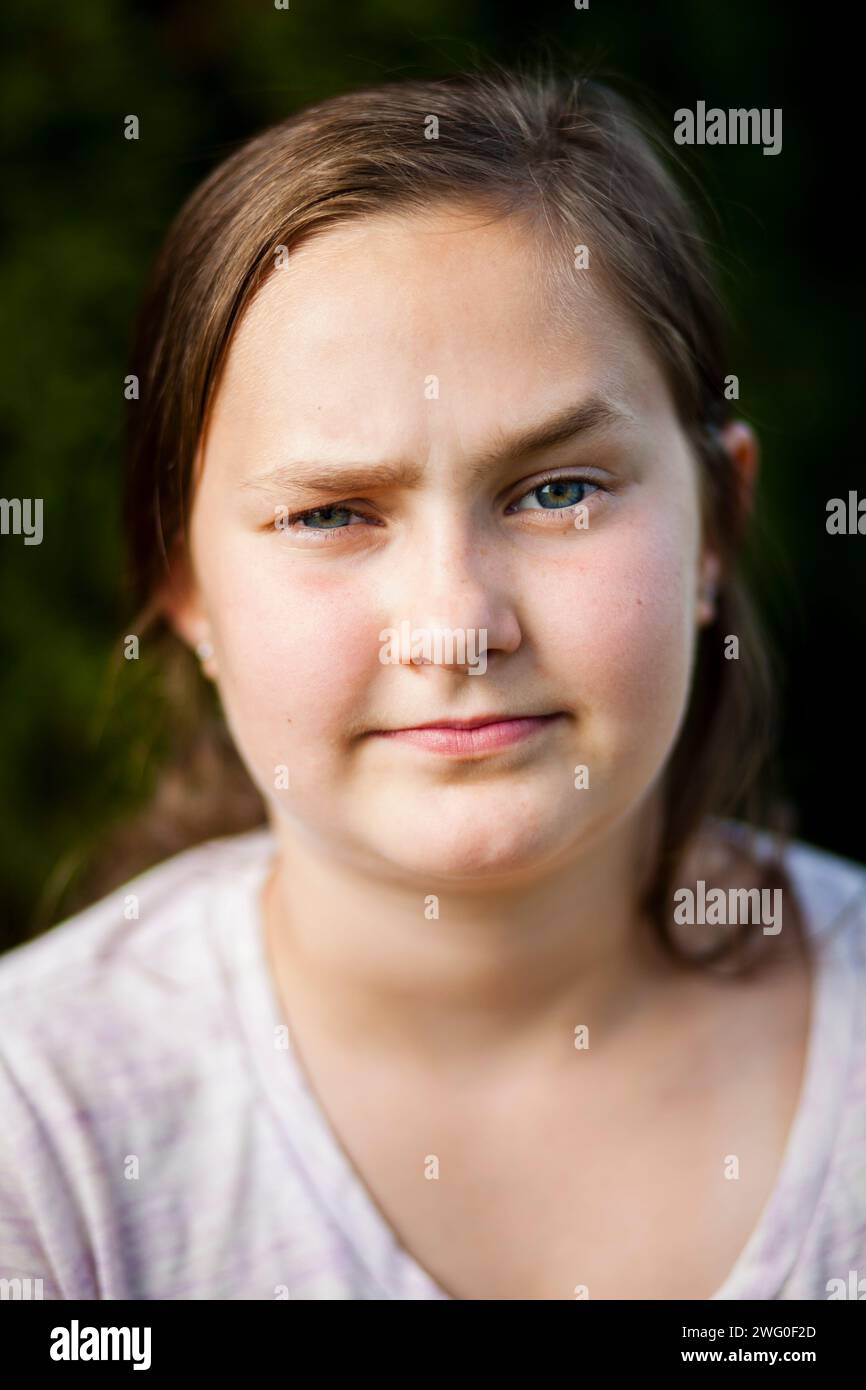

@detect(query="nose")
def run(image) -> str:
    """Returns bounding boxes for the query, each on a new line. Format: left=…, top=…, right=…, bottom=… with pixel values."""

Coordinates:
left=378, top=512, right=522, bottom=673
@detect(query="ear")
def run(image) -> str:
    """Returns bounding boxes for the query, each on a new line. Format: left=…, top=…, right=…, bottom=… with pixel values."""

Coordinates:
left=720, top=419, right=760, bottom=528
left=696, top=419, right=759, bottom=628
left=159, top=540, right=218, bottom=680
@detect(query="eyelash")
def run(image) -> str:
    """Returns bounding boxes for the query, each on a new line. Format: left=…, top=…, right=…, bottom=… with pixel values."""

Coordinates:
left=274, top=471, right=608, bottom=542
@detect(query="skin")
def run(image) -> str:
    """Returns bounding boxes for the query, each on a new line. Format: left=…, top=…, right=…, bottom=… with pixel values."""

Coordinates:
left=164, top=204, right=761, bottom=1074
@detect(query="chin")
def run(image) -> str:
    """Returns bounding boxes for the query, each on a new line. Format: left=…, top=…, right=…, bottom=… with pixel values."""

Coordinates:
left=364, top=792, right=581, bottom=884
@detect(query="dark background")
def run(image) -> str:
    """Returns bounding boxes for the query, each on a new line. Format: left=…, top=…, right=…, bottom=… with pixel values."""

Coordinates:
left=1, top=0, right=862, bottom=946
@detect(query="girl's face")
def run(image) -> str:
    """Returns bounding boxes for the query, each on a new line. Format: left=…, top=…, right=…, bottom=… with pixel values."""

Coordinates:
left=168, top=206, right=723, bottom=884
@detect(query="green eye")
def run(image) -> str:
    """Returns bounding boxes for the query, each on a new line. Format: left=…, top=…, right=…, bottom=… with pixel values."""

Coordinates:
left=508, top=477, right=600, bottom=512
left=294, top=505, right=365, bottom=529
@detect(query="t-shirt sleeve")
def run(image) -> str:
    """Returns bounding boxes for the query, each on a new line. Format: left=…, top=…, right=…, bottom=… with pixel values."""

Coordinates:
left=0, top=1049, right=94, bottom=1300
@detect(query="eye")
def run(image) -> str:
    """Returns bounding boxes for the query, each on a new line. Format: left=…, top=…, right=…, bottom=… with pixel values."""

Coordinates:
left=506, top=474, right=602, bottom=514
left=273, top=502, right=378, bottom=541
left=286, top=504, right=368, bottom=530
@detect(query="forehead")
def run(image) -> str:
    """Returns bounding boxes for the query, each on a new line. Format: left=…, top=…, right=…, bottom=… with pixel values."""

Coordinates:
left=202, top=206, right=675, bottom=466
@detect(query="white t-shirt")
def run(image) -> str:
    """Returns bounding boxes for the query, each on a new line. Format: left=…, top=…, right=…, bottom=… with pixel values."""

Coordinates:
left=0, top=824, right=864, bottom=1301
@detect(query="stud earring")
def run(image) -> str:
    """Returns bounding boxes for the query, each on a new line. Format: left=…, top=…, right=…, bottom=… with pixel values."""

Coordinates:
left=698, top=583, right=717, bottom=624
left=195, top=639, right=214, bottom=663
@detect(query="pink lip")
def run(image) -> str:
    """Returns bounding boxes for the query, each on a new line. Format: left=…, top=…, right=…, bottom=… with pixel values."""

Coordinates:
left=373, top=714, right=564, bottom=755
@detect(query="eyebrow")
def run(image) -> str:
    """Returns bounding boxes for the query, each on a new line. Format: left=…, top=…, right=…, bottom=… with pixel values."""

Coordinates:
left=239, top=393, right=636, bottom=500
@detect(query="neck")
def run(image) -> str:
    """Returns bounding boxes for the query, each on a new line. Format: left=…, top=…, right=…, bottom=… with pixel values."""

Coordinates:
left=260, top=788, right=677, bottom=1073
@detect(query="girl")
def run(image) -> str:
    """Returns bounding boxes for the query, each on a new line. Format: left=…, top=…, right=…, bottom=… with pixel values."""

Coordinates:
left=1, top=66, right=864, bottom=1302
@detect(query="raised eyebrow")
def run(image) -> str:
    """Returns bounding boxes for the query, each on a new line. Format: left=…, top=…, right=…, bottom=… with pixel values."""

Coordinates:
left=240, top=459, right=423, bottom=500
left=470, top=394, right=636, bottom=473
left=239, top=393, right=635, bottom=499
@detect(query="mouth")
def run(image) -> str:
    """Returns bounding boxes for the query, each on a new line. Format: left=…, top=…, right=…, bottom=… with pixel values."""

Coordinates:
left=370, top=712, right=566, bottom=756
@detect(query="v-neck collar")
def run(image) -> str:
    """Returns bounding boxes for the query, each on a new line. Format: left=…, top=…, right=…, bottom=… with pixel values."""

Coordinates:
left=216, top=834, right=450, bottom=1298
left=211, top=827, right=860, bottom=1302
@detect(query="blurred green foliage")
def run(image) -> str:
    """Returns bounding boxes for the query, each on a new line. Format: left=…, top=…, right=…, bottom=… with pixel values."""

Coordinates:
left=0, top=0, right=862, bottom=944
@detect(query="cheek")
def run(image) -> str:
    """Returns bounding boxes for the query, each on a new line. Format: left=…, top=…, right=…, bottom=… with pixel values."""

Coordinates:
left=534, top=517, right=698, bottom=748
left=203, top=540, right=378, bottom=743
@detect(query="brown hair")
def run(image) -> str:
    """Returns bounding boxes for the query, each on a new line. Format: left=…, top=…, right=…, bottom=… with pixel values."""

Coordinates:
left=45, top=60, right=804, bottom=971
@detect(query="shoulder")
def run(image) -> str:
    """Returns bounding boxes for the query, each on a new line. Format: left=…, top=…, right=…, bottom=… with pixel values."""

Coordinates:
left=780, top=835, right=866, bottom=1291
left=779, top=833, right=866, bottom=936
left=0, top=826, right=276, bottom=1296
left=0, top=826, right=275, bottom=1005
left=0, top=825, right=276, bottom=1114
left=712, top=817, right=866, bottom=954
left=710, top=824, right=866, bottom=1291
